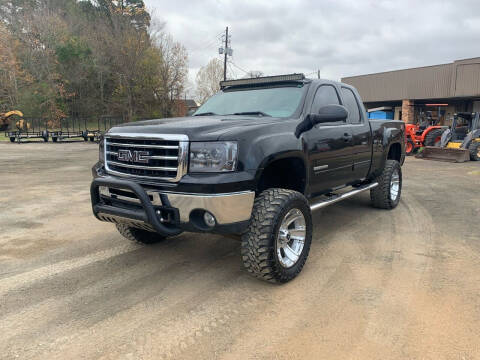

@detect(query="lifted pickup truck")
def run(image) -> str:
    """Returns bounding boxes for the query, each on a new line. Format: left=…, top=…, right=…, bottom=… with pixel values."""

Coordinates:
left=91, top=74, right=405, bottom=283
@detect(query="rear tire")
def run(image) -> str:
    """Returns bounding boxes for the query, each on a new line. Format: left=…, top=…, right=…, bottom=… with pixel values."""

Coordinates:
left=241, top=188, right=312, bottom=283
left=115, top=223, right=166, bottom=244
left=468, top=141, right=480, bottom=161
left=424, top=129, right=444, bottom=147
left=370, top=160, right=402, bottom=209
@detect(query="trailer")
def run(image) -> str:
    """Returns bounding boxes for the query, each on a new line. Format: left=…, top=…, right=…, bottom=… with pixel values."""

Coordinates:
left=5, top=118, right=49, bottom=143
left=5, top=115, right=125, bottom=143
left=50, top=117, right=86, bottom=142
left=81, top=117, right=103, bottom=142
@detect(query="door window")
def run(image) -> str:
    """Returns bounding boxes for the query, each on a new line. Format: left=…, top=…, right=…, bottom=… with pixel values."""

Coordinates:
left=341, top=87, right=361, bottom=123
left=311, top=85, right=340, bottom=114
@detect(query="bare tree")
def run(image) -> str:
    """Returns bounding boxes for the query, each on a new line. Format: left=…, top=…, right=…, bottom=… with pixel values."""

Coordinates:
left=195, top=58, right=223, bottom=104
left=154, top=33, right=188, bottom=116
left=243, top=70, right=264, bottom=79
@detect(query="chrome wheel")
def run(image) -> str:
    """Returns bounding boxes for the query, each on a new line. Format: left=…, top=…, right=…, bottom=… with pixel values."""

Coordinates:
left=390, top=168, right=400, bottom=201
left=276, top=208, right=306, bottom=268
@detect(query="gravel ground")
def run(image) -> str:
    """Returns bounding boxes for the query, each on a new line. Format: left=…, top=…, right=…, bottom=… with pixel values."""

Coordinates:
left=1, top=142, right=479, bottom=360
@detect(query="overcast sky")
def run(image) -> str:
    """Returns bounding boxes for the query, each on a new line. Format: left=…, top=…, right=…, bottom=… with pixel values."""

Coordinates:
left=145, top=0, right=480, bottom=94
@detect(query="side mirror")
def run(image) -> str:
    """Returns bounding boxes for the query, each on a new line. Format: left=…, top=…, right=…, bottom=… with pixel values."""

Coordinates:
left=295, top=104, right=349, bottom=137
left=310, top=104, right=348, bottom=125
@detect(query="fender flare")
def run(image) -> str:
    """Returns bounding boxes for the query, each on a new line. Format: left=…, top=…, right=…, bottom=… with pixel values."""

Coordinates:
left=253, top=150, right=308, bottom=190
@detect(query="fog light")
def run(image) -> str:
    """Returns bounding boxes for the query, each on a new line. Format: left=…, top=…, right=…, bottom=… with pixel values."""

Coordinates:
left=203, top=211, right=216, bottom=227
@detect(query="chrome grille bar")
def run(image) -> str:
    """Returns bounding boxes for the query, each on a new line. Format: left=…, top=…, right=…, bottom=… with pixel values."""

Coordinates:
left=107, top=142, right=179, bottom=149
left=108, top=161, right=177, bottom=171
left=107, top=151, right=177, bottom=161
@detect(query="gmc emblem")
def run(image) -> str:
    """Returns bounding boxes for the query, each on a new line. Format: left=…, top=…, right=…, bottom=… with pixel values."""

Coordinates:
left=117, top=149, right=150, bottom=164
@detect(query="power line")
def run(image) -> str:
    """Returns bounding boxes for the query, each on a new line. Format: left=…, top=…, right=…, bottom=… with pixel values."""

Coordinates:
left=229, top=60, right=249, bottom=75
left=227, top=62, right=237, bottom=79
left=188, top=31, right=224, bottom=55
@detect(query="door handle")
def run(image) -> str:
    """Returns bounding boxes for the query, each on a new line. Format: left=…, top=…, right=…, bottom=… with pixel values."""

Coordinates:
left=342, top=133, right=352, bottom=142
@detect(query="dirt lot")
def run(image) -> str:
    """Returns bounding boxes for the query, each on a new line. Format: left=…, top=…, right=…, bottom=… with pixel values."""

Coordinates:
left=1, top=142, right=479, bottom=360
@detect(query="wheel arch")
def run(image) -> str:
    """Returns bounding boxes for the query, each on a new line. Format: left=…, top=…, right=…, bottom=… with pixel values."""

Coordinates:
left=387, top=142, right=402, bottom=162
left=255, top=152, right=308, bottom=195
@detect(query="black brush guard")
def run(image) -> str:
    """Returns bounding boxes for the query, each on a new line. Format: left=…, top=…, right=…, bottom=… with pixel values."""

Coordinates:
left=91, top=177, right=182, bottom=236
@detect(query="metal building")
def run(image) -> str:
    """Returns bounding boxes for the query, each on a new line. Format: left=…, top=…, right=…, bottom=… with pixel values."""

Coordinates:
left=342, top=57, right=480, bottom=125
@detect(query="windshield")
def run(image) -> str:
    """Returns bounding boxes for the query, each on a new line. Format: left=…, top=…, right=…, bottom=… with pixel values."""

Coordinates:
left=194, top=85, right=305, bottom=118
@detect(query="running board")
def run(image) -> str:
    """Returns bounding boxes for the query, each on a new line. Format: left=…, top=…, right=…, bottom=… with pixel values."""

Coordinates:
left=310, top=182, right=378, bottom=211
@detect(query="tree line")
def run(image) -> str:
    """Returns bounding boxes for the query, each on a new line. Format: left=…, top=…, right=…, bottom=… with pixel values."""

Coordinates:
left=0, top=0, right=189, bottom=123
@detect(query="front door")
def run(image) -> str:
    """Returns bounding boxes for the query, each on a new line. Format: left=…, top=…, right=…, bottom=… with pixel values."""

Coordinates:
left=304, top=85, right=354, bottom=195
left=340, top=86, right=372, bottom=181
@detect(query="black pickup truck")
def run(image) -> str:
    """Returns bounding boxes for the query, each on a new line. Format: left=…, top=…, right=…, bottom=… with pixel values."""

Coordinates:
left=91, top=74, right=405, bottom=283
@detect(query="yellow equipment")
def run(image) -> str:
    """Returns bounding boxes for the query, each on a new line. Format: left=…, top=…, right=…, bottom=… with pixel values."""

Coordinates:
left=419, top=112, right=480, bottom=162
left=15, top=118, right=31, bottom=131
left=0, top=110, right=23, bottom=131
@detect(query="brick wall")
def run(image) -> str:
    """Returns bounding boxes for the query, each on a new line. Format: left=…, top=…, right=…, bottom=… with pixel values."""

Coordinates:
left=401, top=99, right=414, bottom=123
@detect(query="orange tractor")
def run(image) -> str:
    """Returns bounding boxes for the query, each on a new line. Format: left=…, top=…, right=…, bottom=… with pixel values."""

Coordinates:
left=405, top=113, right=446, bottom=155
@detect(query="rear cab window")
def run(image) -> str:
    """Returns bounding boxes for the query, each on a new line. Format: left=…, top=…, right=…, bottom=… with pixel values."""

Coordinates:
left=341, top=87, right=362, bottom=124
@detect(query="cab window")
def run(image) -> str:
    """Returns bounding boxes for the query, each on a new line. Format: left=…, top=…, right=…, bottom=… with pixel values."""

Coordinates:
left=311, top=85, right=340, bottom=114
left=341, top=87, right=362, bottom=123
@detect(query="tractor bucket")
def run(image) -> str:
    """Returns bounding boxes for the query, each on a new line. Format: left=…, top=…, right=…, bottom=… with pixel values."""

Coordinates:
left=417, top=146, right=470, bottom=162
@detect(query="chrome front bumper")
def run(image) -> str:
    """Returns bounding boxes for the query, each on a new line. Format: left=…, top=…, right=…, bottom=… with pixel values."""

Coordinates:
left=91, top=177, right=254, bottom=234
left=98, top=186, right=255, bottom=224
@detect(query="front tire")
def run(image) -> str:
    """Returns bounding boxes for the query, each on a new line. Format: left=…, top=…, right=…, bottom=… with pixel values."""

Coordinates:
left=469, top=141, right=480, bottom=161
left=241, top=188, right=313, bottom=283
left=370, top=160, right=402, bottom=209
left=115, top=223, right=166, bottom=244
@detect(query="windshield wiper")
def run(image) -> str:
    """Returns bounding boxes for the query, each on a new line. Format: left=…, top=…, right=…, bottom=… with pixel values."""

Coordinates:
left=193, top=112, right=218, bottom=116
left=231, top=111, right=272, bottom=117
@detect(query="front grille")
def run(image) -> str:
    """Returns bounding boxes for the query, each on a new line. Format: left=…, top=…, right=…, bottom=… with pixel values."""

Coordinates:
left=104, top=134, right=188, bottom=181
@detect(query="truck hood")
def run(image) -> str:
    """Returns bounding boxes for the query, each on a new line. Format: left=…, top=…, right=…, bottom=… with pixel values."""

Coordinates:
left=108, top=115, right=285, bottom=141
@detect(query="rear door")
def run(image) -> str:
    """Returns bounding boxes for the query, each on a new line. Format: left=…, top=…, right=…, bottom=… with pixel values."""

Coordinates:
left=304, top=84, right=354, bottom=195
left=340, top=87, right=372, bottom=181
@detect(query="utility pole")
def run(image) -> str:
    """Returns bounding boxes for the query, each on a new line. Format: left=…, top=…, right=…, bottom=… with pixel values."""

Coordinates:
left=317, top=69, right=321, bottom=79
left=219, top=27, right=233, bottom=80
left=223, top=26, right=229, bottom=81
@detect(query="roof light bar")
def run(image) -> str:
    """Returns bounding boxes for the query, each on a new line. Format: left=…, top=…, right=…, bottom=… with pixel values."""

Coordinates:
left=220, top=73, right=305, bottom=88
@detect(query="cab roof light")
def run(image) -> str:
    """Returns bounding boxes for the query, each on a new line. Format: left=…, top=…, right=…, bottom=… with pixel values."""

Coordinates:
left=220, top=73, right=305, bottom=88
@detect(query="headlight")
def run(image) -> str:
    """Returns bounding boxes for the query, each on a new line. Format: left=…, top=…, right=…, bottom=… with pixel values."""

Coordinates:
left=189, top=142, right=237, bottom=172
